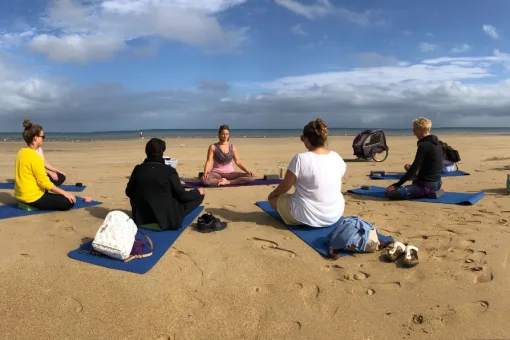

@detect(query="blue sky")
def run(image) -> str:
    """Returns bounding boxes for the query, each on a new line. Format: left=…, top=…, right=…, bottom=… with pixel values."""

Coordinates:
left=1, top=0, right=510, bottom=132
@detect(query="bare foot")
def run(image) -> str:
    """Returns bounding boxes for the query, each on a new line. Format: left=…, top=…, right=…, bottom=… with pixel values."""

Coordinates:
left=218, top=178, right=231, bottom=186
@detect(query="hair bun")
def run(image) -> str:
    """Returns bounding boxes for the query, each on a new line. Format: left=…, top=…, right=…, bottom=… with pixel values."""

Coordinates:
left=314, top=118, right=328, bottom=140
left=22, top=119, right=32, bottom=129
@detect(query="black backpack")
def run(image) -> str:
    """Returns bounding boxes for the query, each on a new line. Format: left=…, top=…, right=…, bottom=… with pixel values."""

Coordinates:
left=444, top=146, right=461, bottom=163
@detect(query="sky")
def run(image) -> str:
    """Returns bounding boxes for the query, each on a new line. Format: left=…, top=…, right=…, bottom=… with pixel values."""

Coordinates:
left=1, top=0, right=510, bottom=132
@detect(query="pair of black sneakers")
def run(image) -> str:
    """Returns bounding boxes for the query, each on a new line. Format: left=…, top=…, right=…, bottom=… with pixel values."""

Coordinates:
left=196, top=213, right=227, bottom=233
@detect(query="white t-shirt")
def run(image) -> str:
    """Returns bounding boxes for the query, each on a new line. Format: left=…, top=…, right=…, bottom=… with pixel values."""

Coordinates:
left=287, top=150, right=346, bottom=228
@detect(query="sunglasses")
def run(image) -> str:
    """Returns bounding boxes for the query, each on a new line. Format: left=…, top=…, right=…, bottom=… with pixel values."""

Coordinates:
left=39, top=135, right=45, bottom=140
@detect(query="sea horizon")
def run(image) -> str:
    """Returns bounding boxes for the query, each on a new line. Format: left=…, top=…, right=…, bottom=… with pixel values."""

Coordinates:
left=2, top=127, right=510, bottom=141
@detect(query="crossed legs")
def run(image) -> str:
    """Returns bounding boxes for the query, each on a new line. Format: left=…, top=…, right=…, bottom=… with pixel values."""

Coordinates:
left=203, top=171, right=255, bottom=186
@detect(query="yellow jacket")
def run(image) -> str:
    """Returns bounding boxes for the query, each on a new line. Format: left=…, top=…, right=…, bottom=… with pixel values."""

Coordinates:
left=14, top=148, right=54, bottom=203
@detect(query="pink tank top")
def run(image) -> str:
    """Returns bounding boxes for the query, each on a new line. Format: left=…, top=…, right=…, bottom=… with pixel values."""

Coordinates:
left=211, top=143, right=235, bottom=174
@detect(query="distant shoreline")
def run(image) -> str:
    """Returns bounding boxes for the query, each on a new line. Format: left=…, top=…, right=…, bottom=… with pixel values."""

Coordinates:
left=1, top=128, right=510, bottom=142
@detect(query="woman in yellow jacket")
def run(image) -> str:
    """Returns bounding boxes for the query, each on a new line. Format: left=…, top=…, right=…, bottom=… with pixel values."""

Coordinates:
left=14, top=120, right=76, bottom=210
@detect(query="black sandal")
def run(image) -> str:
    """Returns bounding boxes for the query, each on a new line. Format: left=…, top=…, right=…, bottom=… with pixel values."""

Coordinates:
left=196, top=213, right=227, bottom=233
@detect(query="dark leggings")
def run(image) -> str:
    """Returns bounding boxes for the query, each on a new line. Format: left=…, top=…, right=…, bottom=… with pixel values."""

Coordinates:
left=385, top=180, right=442, bottom=200
left=48, top=172, right=66, bottom=186
left=29, top=191, right=75, bottom=211
left=183, top=195, right=205, bottom=216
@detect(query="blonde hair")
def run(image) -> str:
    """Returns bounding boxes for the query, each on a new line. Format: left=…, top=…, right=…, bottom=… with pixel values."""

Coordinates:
left=413, top=117, right=432, bottom=133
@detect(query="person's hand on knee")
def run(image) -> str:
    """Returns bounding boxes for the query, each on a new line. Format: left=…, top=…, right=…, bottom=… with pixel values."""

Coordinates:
left=198, top=188, right=206, bottom=196
left=385, top=185, right=395, bottom=192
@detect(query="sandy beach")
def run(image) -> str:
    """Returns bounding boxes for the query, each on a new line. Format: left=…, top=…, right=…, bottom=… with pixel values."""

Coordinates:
left=0, top=135, right=509, bottom=340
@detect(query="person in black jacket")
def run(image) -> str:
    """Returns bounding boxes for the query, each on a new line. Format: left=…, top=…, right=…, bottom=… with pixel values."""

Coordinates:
left=126, top=138, right=205, bottom=230
left=385, top=117, right=443, bottom=200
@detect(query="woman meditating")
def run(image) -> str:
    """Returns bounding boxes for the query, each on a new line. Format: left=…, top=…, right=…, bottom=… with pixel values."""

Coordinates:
left=267, top=118, right=347, bottom=228
left=126, top=138, right=206, bottom=230
left=15, top=122, right=76, bottom=210
left=22, top=120, right=67, bottom=186
left=386, top=117, right=443, bottom=200
left=201, top=125, right=255, bottom=186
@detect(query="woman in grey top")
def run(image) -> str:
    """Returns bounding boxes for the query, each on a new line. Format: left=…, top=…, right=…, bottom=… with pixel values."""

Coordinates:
left=201, top=125, right=255, bottom=186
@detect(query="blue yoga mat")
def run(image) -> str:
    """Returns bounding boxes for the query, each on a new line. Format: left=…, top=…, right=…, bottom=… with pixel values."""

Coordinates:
left=348, top=186, right=485, bottom=205
left=0, top=197, right=102, bottom=220
left=369, top=170, right=470, bottom=180
left=67, top=206, right=204, bottom=274
left=255, top=201, right=393, bottom=258
left=0, top=182, right=86, bottom=192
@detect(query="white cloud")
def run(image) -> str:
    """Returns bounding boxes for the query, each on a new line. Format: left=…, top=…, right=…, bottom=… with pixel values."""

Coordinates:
left=274, top=0, right=386, bottom=26
left=275, top=0, right=332, bottom=20
left=17, top=0, right=249, bottom=63
left=29, top=34, right=126, bottom=63
left=4, top=48, right=510, bottom=130
left=0, top=28, right=37, bottom=48
left=419, top=42, right=439, bottom=52
left=483, top=24, right=499, bottom=39
left=451, top=44, right=471, bottom=53
left=291, top=24, right=307, bottom=36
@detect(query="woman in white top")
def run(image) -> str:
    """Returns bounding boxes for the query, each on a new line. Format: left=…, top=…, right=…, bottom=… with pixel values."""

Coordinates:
left=268, top=118, right=346, bottom=228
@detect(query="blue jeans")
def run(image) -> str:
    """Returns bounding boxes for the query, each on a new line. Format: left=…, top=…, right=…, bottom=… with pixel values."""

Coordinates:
left=385, top=180, right=442, bottom=200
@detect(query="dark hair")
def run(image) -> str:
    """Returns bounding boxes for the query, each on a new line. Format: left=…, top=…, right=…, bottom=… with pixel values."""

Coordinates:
left=22, top=119, right=43, bottom=145
left=438, top=140, right=448, bottom=156
left=218, top=125, right=230, bottom=135
left=145, top=138, right=166, bottom=157
left=303, top=118, right=328, bottom=148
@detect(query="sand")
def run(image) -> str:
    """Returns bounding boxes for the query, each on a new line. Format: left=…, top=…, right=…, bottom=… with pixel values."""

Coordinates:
left=0, top=135, right=509, bottom=340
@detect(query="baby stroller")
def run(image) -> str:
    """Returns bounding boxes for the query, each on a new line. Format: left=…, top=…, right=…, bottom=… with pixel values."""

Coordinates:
left=352, top=129, right=389, bottom=162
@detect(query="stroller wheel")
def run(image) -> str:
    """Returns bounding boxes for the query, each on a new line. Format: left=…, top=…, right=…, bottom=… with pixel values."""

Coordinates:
left=372, top=148, right=388, bottom=162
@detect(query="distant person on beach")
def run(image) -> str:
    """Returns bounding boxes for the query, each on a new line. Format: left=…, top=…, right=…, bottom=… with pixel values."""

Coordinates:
left=139, top=130, right=143, bottom=139
left=126, top=138, right=205, bottom=229
left=267, top=118, right=347, bottom=228
left=15, top=121, right=76, bottom=210
left=386, top=117, right=443, bottom=200
left=201, top=125, right=255, bottom=186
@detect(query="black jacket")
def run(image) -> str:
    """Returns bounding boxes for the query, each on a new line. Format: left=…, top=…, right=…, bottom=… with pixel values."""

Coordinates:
left=125, top=157, right=201, bottom=230
left=394, top=135, right=443, bottom=187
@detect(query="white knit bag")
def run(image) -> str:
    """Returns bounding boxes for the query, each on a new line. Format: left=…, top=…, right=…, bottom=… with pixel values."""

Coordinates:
left=92, top=210, right=137, bottom=260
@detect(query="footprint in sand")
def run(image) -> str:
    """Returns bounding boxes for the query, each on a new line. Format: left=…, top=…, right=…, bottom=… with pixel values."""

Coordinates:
left=254, top=283, right=321, bottom=302
left=465, top=250, right=487, bottom=264
left=248, top=237, right=297, bottom=258
left=65, top=226, right=76, bottom=233
left=321, top=264, right=344, bottom=272
left=469, top=266, right=494, bottom=283
left=456, top=300, right=489, bottom=316
left=154, top=336, right=171, bottom=340
left=460, top=239, right=476, bottom=248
